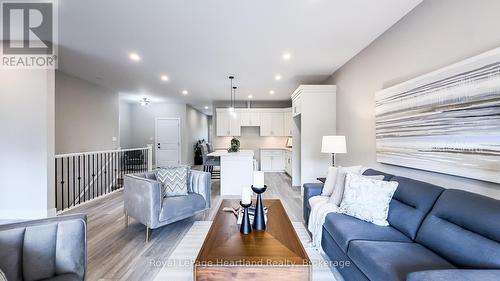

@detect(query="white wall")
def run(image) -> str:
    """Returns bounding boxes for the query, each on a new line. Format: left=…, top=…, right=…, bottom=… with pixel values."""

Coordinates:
left=55, top=71, right=119, bottom=154
left=128, top=103, right=188, bottom=164
left=326, top=0, right=500, bottom=198
left=186, top=105, right=209, bottom=164
left=0, top=69, right=55, bottom=219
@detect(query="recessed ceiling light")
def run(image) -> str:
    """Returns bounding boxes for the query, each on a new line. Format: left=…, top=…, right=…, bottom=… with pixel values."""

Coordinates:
left=248, top=95, right=253, bottom=99
left=275, top=74, right=282, bottom=81
left=269, top=90, right=275, bottom=95
left=129, top=52, right=141, bottom=61
left=182, top=90, right=188, bottom=95
left=204, top=106, right=209, bottom=110
left=160, top=75, right=169, bottom=81
left=282, top=52, right=291, bottom=61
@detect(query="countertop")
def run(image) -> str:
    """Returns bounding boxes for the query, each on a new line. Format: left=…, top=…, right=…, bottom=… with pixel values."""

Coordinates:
left=260, top=147, right=292, bottom=152
left=207, top=150, right=254, bottom=157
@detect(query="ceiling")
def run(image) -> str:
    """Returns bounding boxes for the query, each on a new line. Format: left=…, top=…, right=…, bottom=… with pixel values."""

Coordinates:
left=58, top=0, right=422, bottom=114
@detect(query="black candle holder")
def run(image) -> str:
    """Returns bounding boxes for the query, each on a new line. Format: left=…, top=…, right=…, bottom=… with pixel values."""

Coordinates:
left=251, top=185, right=267, bottom=231
left=240, top=201, right=252, bottom=234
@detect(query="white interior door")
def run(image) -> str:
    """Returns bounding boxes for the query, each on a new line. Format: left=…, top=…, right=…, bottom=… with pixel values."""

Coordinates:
left=156, top=118, right=181, bottom=167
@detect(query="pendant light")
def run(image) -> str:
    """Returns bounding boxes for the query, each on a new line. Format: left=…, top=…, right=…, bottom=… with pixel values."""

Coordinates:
left=228, top=76, right=235, bottom=112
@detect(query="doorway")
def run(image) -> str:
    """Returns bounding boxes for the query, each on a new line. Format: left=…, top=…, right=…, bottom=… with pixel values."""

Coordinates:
left=155, top=118, right=181, bottom=167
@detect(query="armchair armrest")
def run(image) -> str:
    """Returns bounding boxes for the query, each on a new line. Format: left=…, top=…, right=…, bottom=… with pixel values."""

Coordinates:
left=189, top=170, right=211, bottom=209
left=124, top=174, right=162, bottom=228
left=407, top=269, right=500, bottom=281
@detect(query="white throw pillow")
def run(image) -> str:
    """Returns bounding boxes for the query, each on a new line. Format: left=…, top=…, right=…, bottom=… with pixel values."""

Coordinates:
left=339, top=173, right=398, bottom=226
left=328, top=165, right=363, bottom=206
left=0, top=269, right=6, bottom=281
left=321, top=166, right=338, bottom=196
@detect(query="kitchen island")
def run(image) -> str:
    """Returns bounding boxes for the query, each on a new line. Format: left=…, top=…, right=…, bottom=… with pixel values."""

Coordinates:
left=207, top=150, right=255, bottom=195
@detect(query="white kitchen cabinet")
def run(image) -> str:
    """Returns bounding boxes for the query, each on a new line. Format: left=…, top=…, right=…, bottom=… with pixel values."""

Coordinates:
left=260, top=149, right=285, bottom=172
left=284, top=110, right=292, bottom=136
left=216, top=109, right=241, bottom=136
left=260, top=112, right=284, bottom=136
left=239, top=110, right=261, bottom=126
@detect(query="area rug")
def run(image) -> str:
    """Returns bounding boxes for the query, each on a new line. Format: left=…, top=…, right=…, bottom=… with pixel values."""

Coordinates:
left=153, top=221, right=338, bottom=281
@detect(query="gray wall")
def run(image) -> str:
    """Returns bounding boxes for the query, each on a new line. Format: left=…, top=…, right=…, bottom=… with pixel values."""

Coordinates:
left=119, top=101, right=133, bottom=148
left=186, top=105, right=209, bottom=164
left=55, top=71, right=119, bottom=154
left=0, top=69, right=55, bottom=219
left=326, top=0, right=500, bottom=198
left=127, top=103, right=188, bottom=165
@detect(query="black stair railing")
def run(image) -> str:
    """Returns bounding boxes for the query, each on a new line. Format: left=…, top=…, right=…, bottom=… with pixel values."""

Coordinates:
left=55, top=147, right=151, bottom=212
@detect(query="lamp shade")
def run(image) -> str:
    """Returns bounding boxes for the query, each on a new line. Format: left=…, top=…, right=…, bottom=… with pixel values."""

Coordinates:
left=321, top=136, right=347, bottom=154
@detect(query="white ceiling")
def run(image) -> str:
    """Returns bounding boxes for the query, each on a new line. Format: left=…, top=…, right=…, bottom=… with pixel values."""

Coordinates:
left=58, top=0, right=422, bottom=114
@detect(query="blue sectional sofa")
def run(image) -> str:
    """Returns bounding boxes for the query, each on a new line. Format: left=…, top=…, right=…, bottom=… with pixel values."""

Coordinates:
left=303, top=169, right=500, bottom=281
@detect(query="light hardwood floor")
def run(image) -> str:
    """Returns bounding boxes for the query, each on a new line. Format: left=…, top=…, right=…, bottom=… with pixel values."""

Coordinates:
left=64, top=172, right=302, bottom=281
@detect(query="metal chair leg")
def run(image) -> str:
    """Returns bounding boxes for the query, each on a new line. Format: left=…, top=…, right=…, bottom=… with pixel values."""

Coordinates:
left=146, top=226, right=152, bottom=242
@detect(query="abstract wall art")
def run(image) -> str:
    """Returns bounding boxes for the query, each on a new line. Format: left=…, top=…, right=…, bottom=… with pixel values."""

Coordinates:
left=375, top=48, right=500, bottom=183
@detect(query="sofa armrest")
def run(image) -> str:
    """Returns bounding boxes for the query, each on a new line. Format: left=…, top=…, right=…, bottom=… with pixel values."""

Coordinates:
left=302, top=183, right=324, bottom=225
left=190, top=170, right=211, bottom=209
left=407, top=269, right=500, bottom=281
left=124, top=174, right=162, bottom=228
left=303, top=183, right=324, bottom=201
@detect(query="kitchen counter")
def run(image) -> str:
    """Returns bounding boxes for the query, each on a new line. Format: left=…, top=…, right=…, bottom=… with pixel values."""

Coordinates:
left=208, top=150, right=254, bottom=195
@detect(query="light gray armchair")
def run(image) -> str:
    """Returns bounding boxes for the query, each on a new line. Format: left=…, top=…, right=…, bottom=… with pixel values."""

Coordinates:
left=124, top=170, right=211, bottom=241
left=0, top=214, right=87, bottom=281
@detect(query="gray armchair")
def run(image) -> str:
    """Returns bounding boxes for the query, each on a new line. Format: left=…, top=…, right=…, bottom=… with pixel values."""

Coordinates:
left=124, top=170, right=211, bottom=241
left=0, top=214, right=87, bottom=281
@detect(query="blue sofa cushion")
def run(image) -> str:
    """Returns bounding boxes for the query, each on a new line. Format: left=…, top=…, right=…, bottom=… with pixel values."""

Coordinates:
left=387, top=176, right=444, bottom=240
left=362, top=168, right=394, bottom=181
left=407, top=269, right=500, bottom=281
left=323, top=212, right=411, bottom=253
left=159, top=193, right=206, bottom=222
left=416, top=189, right=500, bottom=269
left=348, top=241, right=455, bottom=281
left=321, top=226, right=369, bottom=281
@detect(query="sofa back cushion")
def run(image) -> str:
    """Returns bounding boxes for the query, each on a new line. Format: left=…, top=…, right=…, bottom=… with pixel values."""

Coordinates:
left=387, top=176, right=444, bottom=240
left=416, top=189, right=500, bottom=268
left=362, top=169, right=394, bottom=181
left=0, top=215, right=86, bottom=281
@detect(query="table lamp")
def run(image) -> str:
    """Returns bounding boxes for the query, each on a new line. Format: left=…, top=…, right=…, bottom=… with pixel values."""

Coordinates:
left=321, top=136, right=347, bottom=166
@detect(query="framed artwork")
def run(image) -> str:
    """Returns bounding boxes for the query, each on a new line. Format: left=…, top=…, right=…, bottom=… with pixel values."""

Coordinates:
left=375, top=47, right=500, bottom=183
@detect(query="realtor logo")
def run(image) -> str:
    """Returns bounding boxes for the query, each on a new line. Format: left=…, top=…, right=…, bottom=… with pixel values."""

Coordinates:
left=1, top=0, right=58, bottom=69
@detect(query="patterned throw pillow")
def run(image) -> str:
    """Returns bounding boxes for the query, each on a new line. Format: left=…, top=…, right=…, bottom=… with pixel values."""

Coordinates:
left=339, top=172, right=398, bottom=226
left=155, top=166, right=189, bottom=197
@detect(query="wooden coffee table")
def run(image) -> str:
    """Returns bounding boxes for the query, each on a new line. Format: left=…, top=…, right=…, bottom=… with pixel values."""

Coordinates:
left=195, top=199, right=311, bottom=281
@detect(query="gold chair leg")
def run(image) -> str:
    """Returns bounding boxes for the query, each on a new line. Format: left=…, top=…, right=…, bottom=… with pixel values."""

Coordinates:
left=146, top=226, right=152, bottom=242
left=124, top=211, right=129, bottom=227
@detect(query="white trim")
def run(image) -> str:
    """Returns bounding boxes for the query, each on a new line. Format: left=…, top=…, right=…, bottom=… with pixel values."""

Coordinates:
left=55, top=147, right=150, bottom=158
left=47, top=208, right=57, bottom=217
left=155, top=117, right=182, bottom=167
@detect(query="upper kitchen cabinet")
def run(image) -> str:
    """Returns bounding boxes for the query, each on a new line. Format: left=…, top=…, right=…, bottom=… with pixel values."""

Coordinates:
left=216, top=109, right=241, bottom=136
left=239, top=110, right=261, bottom=127
left=260, top=112, right=284, bottom=136
left=284, top=109, right=292, bottom=136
